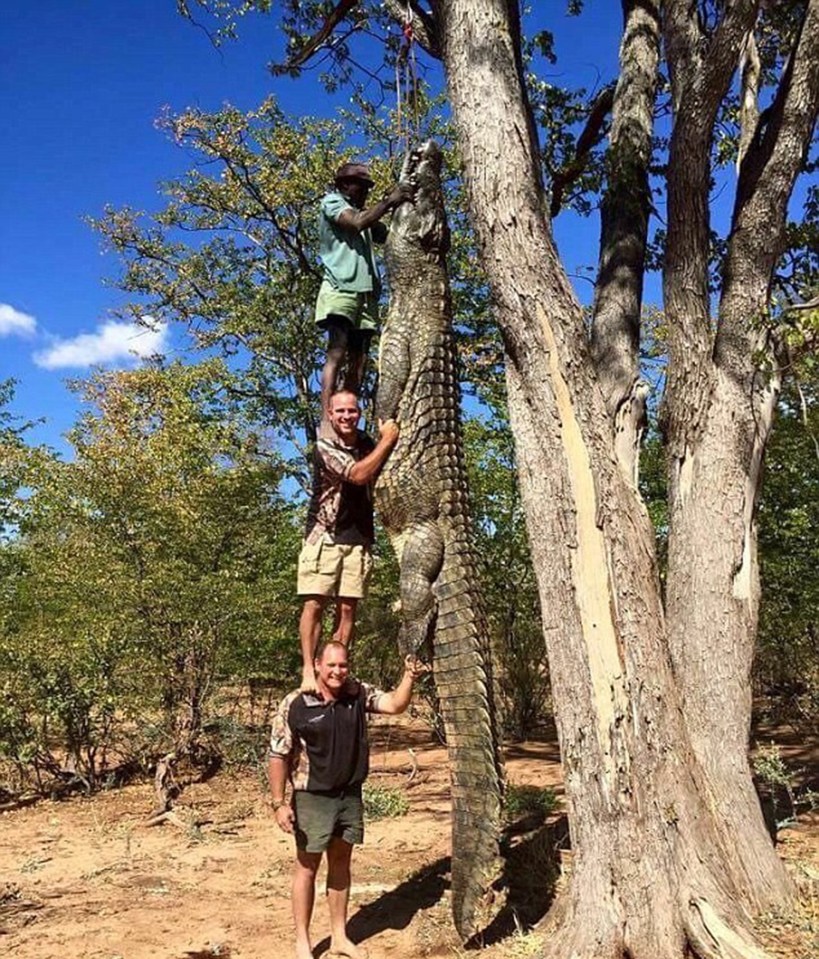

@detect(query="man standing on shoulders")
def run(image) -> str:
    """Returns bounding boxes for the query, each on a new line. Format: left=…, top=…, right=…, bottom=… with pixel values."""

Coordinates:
left=269, top=641, right=428, bottom=959
left=298, top=389, right=398, bottom=692
left=316, top=161, right=412, bottom=419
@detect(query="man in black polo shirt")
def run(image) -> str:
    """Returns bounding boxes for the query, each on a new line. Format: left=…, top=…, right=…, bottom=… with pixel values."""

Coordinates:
left=269, top=641, right=427, bottom=959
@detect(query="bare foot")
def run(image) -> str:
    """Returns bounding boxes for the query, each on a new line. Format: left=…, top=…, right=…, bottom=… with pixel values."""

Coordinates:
left=300, top=667, right=318, bottom=693
left=329, top=938, right=367, bottom=959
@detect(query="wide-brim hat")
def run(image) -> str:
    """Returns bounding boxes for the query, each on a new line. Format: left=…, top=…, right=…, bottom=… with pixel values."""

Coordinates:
left=334, top=162, right=375, bottom=186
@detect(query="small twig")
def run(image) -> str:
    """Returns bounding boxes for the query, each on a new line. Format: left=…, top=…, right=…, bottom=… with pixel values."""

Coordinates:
left=406, top=747, right=419, bottom=785
left=786, top=294, right=819, bottom=312
left=144, top=810, right=186, bottom=829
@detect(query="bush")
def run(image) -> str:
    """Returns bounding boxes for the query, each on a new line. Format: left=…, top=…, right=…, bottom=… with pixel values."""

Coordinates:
left=363, top=782, right=410, bottom=820
left=753, top=743, right=818, bottom=833
left=503, top=783, right=558, bottom=822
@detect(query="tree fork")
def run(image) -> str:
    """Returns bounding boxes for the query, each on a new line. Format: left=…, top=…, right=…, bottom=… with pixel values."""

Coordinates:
left=663, top=0, right=818, bottom=906
left=442, top=0, right=792, bottom=950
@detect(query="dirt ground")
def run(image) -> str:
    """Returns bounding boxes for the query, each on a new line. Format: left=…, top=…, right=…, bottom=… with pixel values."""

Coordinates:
left=1, top=716, right=817, bottom=959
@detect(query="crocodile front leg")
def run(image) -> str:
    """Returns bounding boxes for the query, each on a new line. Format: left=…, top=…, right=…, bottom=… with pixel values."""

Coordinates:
left=394, top=519, right=444, bottom=657
left=376, top=329, right=409, bottom=422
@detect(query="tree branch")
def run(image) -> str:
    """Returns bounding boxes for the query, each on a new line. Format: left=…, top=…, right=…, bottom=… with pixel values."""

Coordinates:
left=733, top=0, right=819, bottom=230
left=660, top=0, right=762, bottom=455
left=549, top=85, right=614, bottom=218
left=383, top=0, right=442, bottom=59
left=716, top=0, right=819, bottom=373
left=702, top=1, right=762, bottom=116
left=273, top=0, right=360, bottom=74
left=786, top=293, right=819, bottom=312
left=590, top=0, right=660, bottom=484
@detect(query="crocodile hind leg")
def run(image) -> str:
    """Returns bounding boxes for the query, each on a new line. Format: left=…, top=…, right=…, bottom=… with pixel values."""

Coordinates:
left=395, top=520, right=444, bottom=658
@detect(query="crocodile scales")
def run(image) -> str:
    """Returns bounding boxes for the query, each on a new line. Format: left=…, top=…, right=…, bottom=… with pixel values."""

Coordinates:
left=375, top=140, right=503, bottom=940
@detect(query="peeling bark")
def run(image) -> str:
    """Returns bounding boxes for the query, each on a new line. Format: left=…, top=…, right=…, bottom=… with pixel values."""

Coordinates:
left=738, top=27, right=761, bottom=170
left=663, top=0, right=818, bottom=906
left=438, top=0, right=790, bottom=952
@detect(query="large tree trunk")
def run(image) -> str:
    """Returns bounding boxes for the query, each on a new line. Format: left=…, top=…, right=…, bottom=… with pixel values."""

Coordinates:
left=261, top=0, right=814, bottom=947
left=662, top=0, right=818, bottom=907
left=438, top=0, right=795, bottom=953
left=590, top=0, right=659, bottom=483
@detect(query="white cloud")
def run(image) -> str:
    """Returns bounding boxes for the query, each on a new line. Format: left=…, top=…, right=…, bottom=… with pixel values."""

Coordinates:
left=0, top=303, right=37, bottom=338
left=33, top=318, right=169, bottom=370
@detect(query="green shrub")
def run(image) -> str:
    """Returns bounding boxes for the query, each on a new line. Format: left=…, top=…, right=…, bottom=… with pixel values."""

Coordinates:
left=753, top=743, right=818, bottom=832
left=504, top=783, right=558, bottom=822
left=363, top=782, right=410, bottom=820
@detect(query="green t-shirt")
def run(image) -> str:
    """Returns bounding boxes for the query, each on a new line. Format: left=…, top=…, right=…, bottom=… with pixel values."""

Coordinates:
left=318, top=192, right=387, bottom=294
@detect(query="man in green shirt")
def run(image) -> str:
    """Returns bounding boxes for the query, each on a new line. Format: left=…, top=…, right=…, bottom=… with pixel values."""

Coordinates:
left=315, top=162, right=412, bottom=422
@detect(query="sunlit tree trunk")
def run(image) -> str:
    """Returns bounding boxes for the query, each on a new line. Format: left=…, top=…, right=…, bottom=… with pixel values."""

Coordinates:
left=434, top=0, right=815, bottom=953
left=662, top=0, right=818, bottom=907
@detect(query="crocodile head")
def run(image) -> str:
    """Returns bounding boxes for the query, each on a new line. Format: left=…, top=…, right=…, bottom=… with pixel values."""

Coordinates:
left=390, top=140, right=450, bottom=260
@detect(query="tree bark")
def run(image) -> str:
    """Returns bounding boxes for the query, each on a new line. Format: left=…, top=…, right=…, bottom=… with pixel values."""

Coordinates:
left=663, top=0, right=819, bottom=906
left=438, top=0, right=793, bottom=953
left=590, top=0, right=659, bottom=484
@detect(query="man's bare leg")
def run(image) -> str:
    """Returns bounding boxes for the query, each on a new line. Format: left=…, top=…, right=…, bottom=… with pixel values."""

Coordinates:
left=343, top=346, right=365, bottom=396
left=299, top=597, right=327, bottom=691
left=293, top=848, right=322, bottom=959
left=332, top=597, right=358, bottom=646
left=326, top=837, right=365, bottom=959
left=320, top=320, right=350, bottom=433
left=343, top=331, right=372, bottom=400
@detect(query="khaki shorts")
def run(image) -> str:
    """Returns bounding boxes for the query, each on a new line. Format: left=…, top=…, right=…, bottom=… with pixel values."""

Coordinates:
left=293, top=785, right=364, bottom=852
left=315, top=281, right=379, bottom=332
left=297, top=540, right=373, bottom=599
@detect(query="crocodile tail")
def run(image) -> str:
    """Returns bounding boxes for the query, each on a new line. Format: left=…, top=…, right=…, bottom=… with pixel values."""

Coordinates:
left=433, top=535, right=504, bottom=940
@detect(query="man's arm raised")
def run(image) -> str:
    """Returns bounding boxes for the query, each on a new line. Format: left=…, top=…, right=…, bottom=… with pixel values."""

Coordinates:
left=346, top=419, right=399, bottom=486
left=375, top=657, right=431, bottom=716
left=337, top=184, right=413, bottom=234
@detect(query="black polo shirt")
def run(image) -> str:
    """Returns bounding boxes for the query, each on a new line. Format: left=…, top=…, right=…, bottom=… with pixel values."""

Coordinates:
left=272, top=682, right=383, bottom=793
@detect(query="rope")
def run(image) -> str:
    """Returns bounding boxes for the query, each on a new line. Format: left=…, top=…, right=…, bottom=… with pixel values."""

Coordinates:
left=395, top=4, right=420, bottom=150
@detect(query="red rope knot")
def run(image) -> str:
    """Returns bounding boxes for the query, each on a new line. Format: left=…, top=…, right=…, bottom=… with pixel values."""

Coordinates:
left=402, top=20, right=413, bottom=43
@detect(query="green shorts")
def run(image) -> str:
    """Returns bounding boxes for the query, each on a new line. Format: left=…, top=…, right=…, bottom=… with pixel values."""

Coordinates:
left=293, top=785, right=364, bottom=852
left=315, top=281, right=379, bottom=333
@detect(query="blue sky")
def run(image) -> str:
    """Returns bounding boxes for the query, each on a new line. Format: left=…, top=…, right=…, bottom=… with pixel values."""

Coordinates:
left=1, top=1, right=623, bottom=454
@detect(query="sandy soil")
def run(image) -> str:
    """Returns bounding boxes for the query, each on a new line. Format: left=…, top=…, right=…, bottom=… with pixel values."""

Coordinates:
left=1, top=717, right=816, bottom=959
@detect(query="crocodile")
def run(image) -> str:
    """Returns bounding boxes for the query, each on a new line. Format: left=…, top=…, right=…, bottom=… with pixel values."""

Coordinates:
left=375, top=140, right=504, bottom=940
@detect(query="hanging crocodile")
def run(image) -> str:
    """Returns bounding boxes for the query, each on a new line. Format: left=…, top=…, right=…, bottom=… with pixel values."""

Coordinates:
left=375, top=140, right=504, bottom=941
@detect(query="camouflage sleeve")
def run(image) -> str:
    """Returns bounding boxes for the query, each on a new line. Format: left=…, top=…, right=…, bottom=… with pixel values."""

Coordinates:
left=361, top=682, right=387, bottom=713
left=316, top=438, right=357, bottom=480
left=269, top=691, right=298, bottom=758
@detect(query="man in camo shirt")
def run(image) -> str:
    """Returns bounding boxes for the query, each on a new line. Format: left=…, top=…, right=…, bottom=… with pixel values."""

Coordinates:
left=297, top=389, right=398, bottom=691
